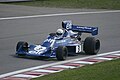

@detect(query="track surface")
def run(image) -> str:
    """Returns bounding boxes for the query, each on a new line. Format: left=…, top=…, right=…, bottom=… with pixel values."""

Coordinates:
left=0, top=4, right=120, bottom=75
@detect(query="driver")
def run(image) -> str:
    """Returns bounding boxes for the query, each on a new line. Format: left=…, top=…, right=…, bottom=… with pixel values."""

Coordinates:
left=56, top=28, right=81, bottom=40
left=56, top=28, right=77, bottom=38
left=56, top=29, right=64, bottom=39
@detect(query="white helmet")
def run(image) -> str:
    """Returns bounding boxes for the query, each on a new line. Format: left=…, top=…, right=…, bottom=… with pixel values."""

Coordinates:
left=56, top=29, right=64, bottom=36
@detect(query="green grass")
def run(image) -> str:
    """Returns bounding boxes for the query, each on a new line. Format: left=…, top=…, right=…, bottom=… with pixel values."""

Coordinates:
left=32, top=59, right=120, bottom=80
left=1, top=0, right=120, bottom=9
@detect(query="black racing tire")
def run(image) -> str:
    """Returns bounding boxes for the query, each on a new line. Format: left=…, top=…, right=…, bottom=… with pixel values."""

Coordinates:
left=83, top=37, right=100, bottom=55
left=56, top=46, right=68, bottom=61
left=16, top=41, right=28, bottom=52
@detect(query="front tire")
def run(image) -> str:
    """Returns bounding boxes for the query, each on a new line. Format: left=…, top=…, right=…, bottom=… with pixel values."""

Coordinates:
left=56, top=46, right=68, bottom=61
left=16, top=41, right=28, bottom=56
left=83, top=37, right=100, bottom=55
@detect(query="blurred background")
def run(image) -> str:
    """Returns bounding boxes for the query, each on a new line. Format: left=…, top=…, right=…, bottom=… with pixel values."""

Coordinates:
left=0, top=0, right=32, bottom=2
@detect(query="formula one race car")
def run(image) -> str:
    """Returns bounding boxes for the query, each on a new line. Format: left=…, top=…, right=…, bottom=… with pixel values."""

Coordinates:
left=16, top=20, right=100, bottom=60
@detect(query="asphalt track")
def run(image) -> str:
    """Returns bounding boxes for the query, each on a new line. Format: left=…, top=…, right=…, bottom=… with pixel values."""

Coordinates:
left=0, top=4, right=120, bottom=75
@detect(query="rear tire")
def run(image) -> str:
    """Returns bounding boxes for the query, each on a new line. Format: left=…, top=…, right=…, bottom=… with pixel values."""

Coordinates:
left=56, top=46, right=68, bottom=61
left=83, top=37, right=100, bottom=55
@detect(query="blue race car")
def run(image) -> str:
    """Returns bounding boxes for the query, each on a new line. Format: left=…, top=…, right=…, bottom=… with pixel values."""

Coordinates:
left=16, top=20, right=100, bottom=60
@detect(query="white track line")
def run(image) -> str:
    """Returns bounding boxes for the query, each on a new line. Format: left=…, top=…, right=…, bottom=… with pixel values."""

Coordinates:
left=33, top=69, right=59, bottom=73
left=72, top=61, right=95, bottom=64
left=0, top=10, right=120, bottom=20
left=93, top=57, right=113, bottom=60
left=52, top=65, right=76, bottom=69
left=12, top=74, right=38, bottom=78
left=112, top=53, right=120, bottom=56
left=0, top=50, right=120, bottom=78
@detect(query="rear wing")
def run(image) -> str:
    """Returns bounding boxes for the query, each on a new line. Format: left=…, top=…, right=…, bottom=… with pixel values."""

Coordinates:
left=62, top=20, right=98, bottom=36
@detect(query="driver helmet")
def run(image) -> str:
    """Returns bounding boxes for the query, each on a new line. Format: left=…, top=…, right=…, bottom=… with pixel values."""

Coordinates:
left=56, top=29, right=64, bottom=37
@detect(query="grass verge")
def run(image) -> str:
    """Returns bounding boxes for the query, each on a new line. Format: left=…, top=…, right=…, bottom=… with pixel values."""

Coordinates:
left=1, top=0, right=120, bottom=9
left=32, top=59, right=120, bottom=80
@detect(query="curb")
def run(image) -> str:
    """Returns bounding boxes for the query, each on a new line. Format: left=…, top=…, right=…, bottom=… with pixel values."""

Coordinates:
left=0, top=50, right=120, bottom=80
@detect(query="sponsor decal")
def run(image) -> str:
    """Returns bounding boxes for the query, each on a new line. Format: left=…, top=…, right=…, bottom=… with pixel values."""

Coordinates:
left=56, top=40, right=66, bottom=43
left=29, top=45, right=46, bottom=55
